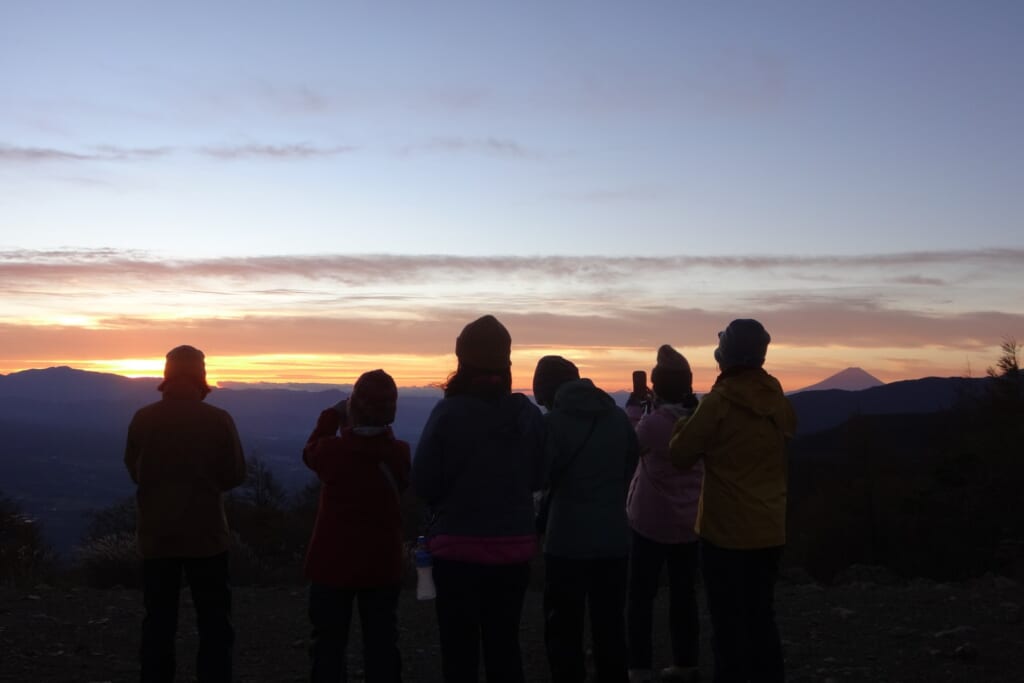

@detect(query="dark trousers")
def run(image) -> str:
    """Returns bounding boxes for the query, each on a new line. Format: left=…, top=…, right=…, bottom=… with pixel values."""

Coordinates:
left=626, top=531, right=699, bottom=670
left=700, top=540, right=784, bottom=683
left=432, top=557, right=531, bottom=683
left=141, top=553, right=234, bottom=683
left=543, top=554, right=628, bottom=683
left=308, top=583, right=402, bottom=683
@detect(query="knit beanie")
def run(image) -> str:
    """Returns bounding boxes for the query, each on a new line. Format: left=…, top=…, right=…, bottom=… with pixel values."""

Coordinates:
left=349, top=369, right=398, bottom=427
left=650, top=344, right=693, bottom=401
left=714, top=319, right=771, bottom=370
left=157, top=345, right=210, bottom=394
left=532, top=355, right=580, bottom=408
left=455, top=315, right=512, bottom=370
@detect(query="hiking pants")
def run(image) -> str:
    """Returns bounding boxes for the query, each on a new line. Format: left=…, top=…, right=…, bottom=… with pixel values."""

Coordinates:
left=543, top=554, right=629, bottom=683
left=141, top=553, right=233, bottom=683
left=308, top=582, right=402, bottom=682
left=700, top=540, right=784, bottom=683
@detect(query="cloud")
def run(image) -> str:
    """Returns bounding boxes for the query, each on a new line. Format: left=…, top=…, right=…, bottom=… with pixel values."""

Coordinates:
left=0, top=142, right=355, bottom=164
left=401, top=137, right=537, bottom=159
left=253, top=83, right=333, bottom=114
left=885, top=275, right=948, bottom=286
left=2, top=299, right=1020, bottom=359
left=0, top=145, right=93, bottom=162
left=198, top=143, right=356, bottom=160
left=3, top=249, right=1023, bottom=292
left=0, top=144, right=173, bottom=163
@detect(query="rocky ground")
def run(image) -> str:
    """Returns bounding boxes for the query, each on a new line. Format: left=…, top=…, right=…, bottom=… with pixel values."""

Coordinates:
left=1, top=569, right=1022, bottom=682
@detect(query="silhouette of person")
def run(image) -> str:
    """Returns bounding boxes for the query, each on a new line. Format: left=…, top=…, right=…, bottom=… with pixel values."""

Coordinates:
left=670, top=320, right=797, bottom=683
left=303, top=369, right=410, bottom=682
left=125, top=345, right=246, bottom=683
left=533, top=355, right=639, bottom=683
left=412, top=315, right=545, bottom=683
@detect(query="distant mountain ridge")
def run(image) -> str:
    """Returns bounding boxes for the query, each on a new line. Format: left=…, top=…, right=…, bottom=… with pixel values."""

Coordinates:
left=0, top=366, right=992, bottom=553
left=792, top=367, right=884, bottom=393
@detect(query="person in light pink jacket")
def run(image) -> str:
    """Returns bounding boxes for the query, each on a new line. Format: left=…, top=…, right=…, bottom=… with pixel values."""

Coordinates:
left=625, top=345, right=703, bottom=683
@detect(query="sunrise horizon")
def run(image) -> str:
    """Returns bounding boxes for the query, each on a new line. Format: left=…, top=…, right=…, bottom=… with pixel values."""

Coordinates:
left=2, top=4, right=1021, bottom=395
left=0, top=337, right=1003, bottom=396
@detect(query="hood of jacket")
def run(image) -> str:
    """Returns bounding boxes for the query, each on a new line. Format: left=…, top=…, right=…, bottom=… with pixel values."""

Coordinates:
left=552, top=378, right=617, bottom=418
left=713, top=368, right=796, bottom=437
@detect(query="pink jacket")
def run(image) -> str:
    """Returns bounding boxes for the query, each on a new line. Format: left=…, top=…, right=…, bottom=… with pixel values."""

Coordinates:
left=626, top=403, right=703, bottom=544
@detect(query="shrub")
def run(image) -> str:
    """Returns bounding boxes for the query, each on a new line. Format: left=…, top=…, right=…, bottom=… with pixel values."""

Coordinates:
left=0, top=492, right=56, bottom=585
left=72, top=532, right=141, bottom=588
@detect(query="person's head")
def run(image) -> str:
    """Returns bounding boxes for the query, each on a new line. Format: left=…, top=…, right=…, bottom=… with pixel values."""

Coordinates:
left=444, top=315, right=513, bottom=398
left=714, top=319, right=771, bottom=370
left=158, top=344, right=211, bottom=398
left=455, top=314, right=511, bottom=371
left=650, top=344, right=693, bottom=403
left=532, top=355, right=579, bottom=409
left=348, top=369, right=398, bottom=427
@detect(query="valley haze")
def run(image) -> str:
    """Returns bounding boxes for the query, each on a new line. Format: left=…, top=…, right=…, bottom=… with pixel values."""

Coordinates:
left=0, top=365, right=989, bottom=556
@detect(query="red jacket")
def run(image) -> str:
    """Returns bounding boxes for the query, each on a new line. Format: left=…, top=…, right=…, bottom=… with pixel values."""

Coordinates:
left=303, top=410, right=411, bottom=588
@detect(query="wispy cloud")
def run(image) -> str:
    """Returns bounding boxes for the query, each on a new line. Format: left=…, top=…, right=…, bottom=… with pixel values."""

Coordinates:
left=1, top=249, right=1020, bottom=381
left=0, top=144, right=173, bottom=163
left=885, top=275, right=947, bottom=286
left=401, top=137, right=537, bottom=159
left=0, top=145, right=93, bottom=162
left=198, top=143, right=356, bottom=160
left=1, top=142, right=355, bottom=164
left=3, top=249, right=1023, bottom=288
left=253, top=83, right=333, bottom=114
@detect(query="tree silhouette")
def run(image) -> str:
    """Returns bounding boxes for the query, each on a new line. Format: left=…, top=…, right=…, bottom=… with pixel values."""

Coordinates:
left=242, top=454, right=286, bottom=510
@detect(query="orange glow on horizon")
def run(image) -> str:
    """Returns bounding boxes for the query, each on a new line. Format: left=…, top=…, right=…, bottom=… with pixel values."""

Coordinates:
left=0, top=341, right=988, bottom=395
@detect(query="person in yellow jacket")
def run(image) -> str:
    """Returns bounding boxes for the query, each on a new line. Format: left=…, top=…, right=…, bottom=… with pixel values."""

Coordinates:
left=669, top=319, right=796, bottom=683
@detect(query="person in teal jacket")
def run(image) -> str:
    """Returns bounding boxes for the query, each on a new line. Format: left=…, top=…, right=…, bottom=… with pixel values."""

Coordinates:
left=534, top=355, right=639, bottom=683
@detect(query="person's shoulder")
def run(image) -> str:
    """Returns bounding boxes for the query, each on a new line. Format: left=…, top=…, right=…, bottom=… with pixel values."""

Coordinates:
left=128, top=400, right=162, bottom=428
left=640, top=406, right=676, bottom=428
left=508, top=392, right=542, bottom=416
left=131, top=398, right=163, bottom=415
left=198, top=400, right=237, bottom=421
left=692, top=389, right=725, bottom=413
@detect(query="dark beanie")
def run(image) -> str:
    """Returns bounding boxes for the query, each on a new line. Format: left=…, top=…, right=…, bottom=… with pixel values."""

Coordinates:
left=714, top=319, right=771, bottom=370
left=651, top=344, right=693, bottom=400
left=532, top=355, right=579, bottom=408
left=455, top=315, right=512, bottom=370
left=349, top=369, right=398, bottom=427
left=158, top=345, right=210, bottom=394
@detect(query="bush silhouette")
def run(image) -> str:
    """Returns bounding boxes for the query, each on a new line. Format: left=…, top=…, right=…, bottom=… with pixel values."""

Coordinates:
left=0, top=492, right=56, bottom=585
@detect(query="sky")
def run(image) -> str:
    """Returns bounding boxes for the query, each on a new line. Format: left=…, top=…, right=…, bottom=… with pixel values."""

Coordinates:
left=1, top=1, right=1022, bottom=392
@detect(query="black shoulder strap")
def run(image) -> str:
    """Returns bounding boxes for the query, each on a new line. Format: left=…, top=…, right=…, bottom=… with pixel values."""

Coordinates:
left=548, top=416, right=599, bottom=493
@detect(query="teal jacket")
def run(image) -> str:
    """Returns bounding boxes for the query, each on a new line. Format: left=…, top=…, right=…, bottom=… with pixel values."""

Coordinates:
left=542, top=379, right=639, bottom=559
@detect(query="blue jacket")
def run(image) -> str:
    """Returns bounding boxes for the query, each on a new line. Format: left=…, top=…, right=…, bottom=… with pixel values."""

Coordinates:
left=542, top=379, right=639, bottom=559
left=413, top=392, right=545, bottom=537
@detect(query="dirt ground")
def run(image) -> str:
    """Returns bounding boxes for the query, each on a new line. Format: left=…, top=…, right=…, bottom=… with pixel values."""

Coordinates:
left=2, top=572, right=1022, bottom=682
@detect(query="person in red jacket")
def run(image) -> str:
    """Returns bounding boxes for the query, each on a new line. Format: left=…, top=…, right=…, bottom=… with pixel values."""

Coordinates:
left=302, top=369, right=411, bottom=683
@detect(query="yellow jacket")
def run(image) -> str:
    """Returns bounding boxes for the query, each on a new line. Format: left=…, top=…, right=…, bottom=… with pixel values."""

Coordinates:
left=669, top=368, right=796, bottom=549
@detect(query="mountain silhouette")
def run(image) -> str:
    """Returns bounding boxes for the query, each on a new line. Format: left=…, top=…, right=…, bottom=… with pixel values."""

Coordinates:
left=0, top=367, right=442, bottom=552
left=788, top=375, right=988, bottom=435
left=0, top=366, right=992, bottom=553
left=792, top=367, right=884, bottom=393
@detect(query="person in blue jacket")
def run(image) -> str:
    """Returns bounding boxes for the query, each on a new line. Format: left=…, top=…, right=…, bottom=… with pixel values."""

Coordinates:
left=412, top=315, right=545, bottom=683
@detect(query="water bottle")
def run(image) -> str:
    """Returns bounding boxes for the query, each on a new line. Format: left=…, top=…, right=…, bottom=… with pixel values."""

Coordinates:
left=415, top=535, right=436, bottom=600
